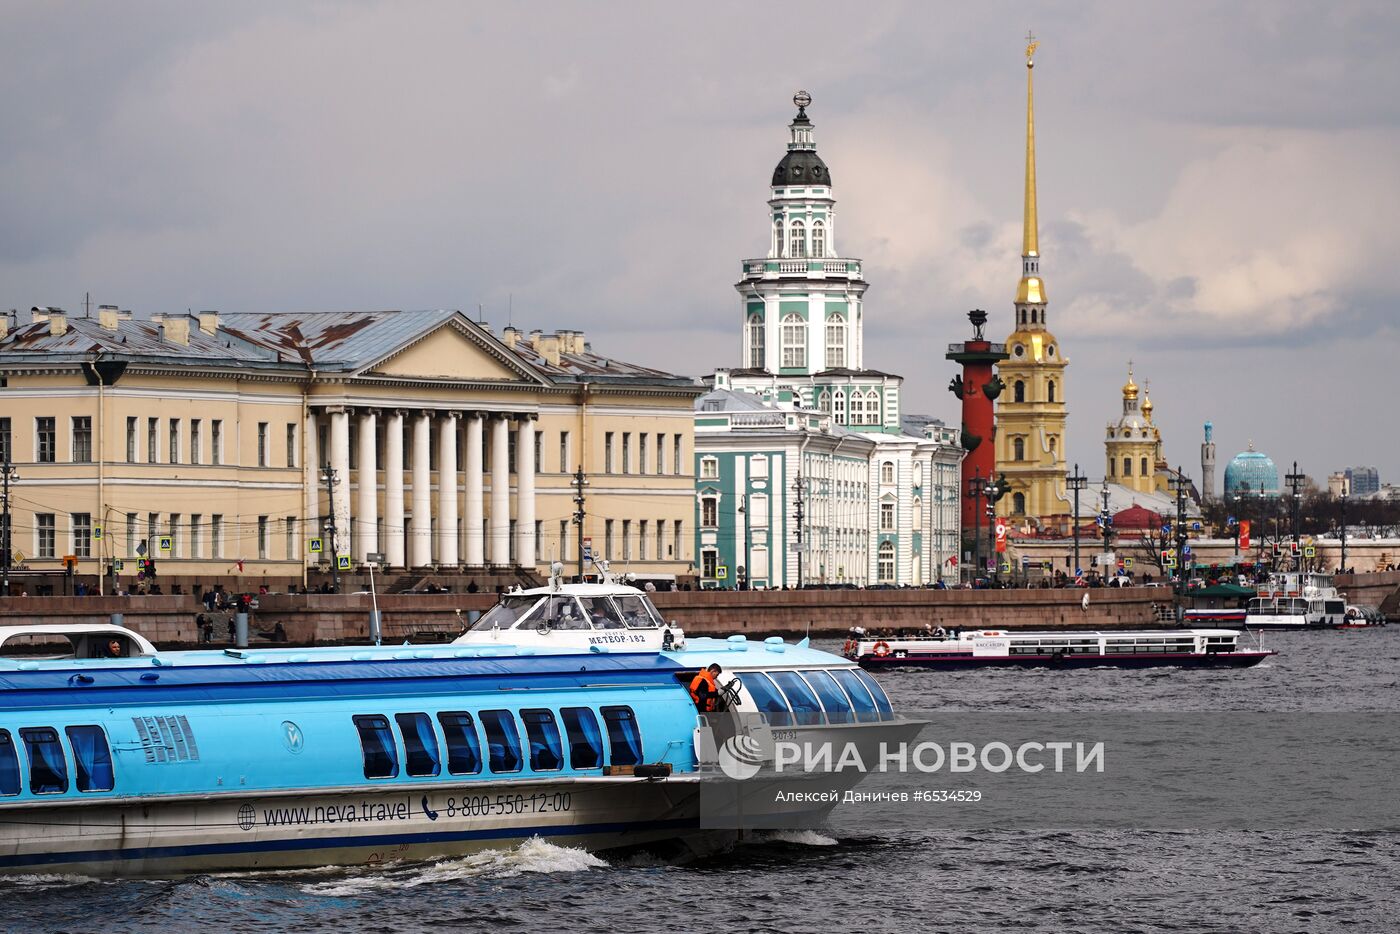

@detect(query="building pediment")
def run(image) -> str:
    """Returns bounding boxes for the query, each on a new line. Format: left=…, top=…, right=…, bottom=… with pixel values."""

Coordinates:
left=364, top=318, right=549, bottom=385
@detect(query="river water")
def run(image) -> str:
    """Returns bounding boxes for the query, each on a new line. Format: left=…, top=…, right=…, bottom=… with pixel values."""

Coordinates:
left=7, top=628, right=1398, bottom=934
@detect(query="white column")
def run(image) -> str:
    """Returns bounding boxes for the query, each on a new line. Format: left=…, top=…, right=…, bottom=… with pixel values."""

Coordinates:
left=517, top=417, right=537, bottom=569
left=355, top=410, right=378, bottom=563
left=437, top=412, right=460, bottom=566
left=385, top=410, right=405, bottom=568
left=329, top=408, right=351, bottom=562
left=464, top=413, right=485, bottom=566
left=489, top=414, right=510, bottom=565
left=411, top=412, right=432, bottom=566
left=303, top=408, right=319, bottom=569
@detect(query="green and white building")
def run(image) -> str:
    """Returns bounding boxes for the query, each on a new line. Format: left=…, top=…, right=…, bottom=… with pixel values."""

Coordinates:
left=694, top=94, right=963, bottom=588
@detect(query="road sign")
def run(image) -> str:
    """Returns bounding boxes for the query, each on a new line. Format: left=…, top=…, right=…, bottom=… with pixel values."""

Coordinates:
left=158, top=536, right=172, bottom=555
left=113, top=559, right=124, bottom=572
left=999, top=561, right=1010, bottom=573
left=308, top=537, right=323, bottom=554
left=716, top=565, right=728, bottom=580
left=1124, top=557, right=1135, bottom=569
left=1182, top=545, right=1192, bottom=557
left=1164, top=556, right=1177, bottom=569
left=92, top=525, right=102, bottom=540
left=1304, top=545, right=1316, bottom=558
left=337, top=555, right=351, bottom=571
left=367, top=552, right=384, bottom=564
left=582, top=537, right=593, bottom=561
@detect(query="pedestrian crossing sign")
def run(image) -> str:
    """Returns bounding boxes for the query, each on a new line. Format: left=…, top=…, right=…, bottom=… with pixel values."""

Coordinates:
left=717, top=566, right=728, bottom=580
left=308, top=538, right=323, bottom=554
left=158, top=536, right=172, bottom=554
left=337, top=555, right=351, bottom=571
left=1304, top=545, right=1316, bottom=558
left=92, top=525, right=102, bottom=540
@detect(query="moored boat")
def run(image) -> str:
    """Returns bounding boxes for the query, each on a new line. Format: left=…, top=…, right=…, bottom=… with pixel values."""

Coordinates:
left=843, top=628, right=1273, bottom=670
left=1245, top=572, right=1348, bottom=630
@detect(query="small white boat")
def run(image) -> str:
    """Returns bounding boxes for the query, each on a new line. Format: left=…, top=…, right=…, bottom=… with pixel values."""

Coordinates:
left=1245, top=572, right=1347, bottom=630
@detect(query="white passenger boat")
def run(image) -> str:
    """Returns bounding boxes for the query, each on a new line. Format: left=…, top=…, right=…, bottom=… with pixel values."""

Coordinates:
left=843, top=628, right=1273, bottom=670
left=1245, top=572, right=1348, bottom=630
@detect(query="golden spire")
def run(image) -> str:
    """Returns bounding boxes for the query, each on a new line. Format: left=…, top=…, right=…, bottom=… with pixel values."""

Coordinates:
left=1023, top=32, right=1039, bottom=258
left=1015, top=32, right=1046, bottom=306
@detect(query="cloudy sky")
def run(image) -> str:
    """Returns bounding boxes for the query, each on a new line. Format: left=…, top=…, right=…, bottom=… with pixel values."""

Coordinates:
left=4, top=1, right=1398, bottom=490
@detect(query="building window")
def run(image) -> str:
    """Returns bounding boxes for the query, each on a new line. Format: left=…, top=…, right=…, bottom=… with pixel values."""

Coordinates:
left=211, top=420, right=222, bottom=465
left=1141, top=457, right=1149, bottom=477
left=190, top=514, right=202, bottom=559
left=880, top=462, right=894, bottom=484
left=622, top=433, right=631, bottom=475
left=36, top=514, right=55, bottom=559
left=0, top=417, right=9, bottom=466
left=125, top=417, right=136, bottom=463
left=507, top=432, right=517, bottom=474
left=912, top=496, right=923, bottom=530
left=638, top=435, right=648, bottom=475
left=191, top=419, right=202, bottom=464
left=877, top=541, right=895, bottom=582
left=748, top=314, right=765, bottom=369
left=559, top=431, right=570, bottom=472
left=1048, top=436, right=1057, bottom=458
left=533, top=433, right=542, bottom=475
left=211, top=515, right=223, bottom=559
left=639, top=520, right=648, bottom=561
left=257, top=423, right=269, bottom=467
left=605, top=519, right=615, bottom=560
left=1047, top=380, right=1056, bottom=403
left=605, top=432, right=614, bottom=474
left=673, top=521, right=683, bottom=560
left=791, top=220, right=806, bottom=258
left=36, top=417, right=56, bottom=463
left=702, top=549, right=718, bottom=579
left=164, top=418, right=177, bottom=464
left=1013, top=438, right=1025, bottom=461
left=866, top=390, right=881, bottom=425
left=825, top=314, right=845, bottom=369
left=700, top=456, right=718, bottom=479
left=812, top=221, right=825, bottom=259
left=125, top=513, right=137, bottom=557
left=284, top=516, right=295, bottom=560
left=781, top=314, right=806, bottom=368
left=71, top=417, right=92, bottom=463
left=775, top=217, right=784, bottom=257
left=622, top=520, right=632, bottom=561
left=168, top=514, right=180, bottom=558
left=701, top=496, right=718, bottom=528
left=673, top=436, right=682, bottom=476
left=1014, top=381, right=1026, bottom=403
left=286, top=424, right=297, bottom=468
left=656, top=433, right=666, bottom=475
left=1013, top=492, right=1026, bottom=514
left=1109, top=458, right=1116, bottom=477
left=655, top=520, right=665, bottom=560
left=833, top=390, right=846, bottom=424
left=147, top=417, right=158, bottom=463
left=147, top=513, right=158, bottom=558
left=73, top=513, right=91, bottom=558
left=1123, top=458, right=1132, bottom=477
left=880, top=502, right=895, bottom=531
left=256, top=516, right=268, bottom=560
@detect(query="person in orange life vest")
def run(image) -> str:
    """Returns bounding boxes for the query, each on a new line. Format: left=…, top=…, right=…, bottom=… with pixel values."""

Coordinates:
left=689, top=663, right=723, bottom=712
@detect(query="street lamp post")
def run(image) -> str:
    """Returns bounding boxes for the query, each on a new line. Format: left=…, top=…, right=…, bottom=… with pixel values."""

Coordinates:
left=1339, top=489, right=1348, bottom=573
left=1168, top=468, right=1192, bottom=609
left=1098, top=481, right=1113, bottom=581
left=0, top=455, right=16, bottom=597
left=1285, top=461, right=1306, bottom=568
left=320, top=466, right=341, bottom=594
left=1066, top=464, right=1088, bottom=582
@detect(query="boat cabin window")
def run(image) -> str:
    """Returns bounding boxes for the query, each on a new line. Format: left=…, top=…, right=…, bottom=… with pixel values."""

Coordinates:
left=521, top=709, right=564, bottom=771
left=437, top=712, right=482, bottom=775
left=66, top=726, right=114, bottom=792
left=470, top=595, right=543, bottom=631
left=601, top=706, right=643, bottom=766
left=0, top=731, right=20, bottom=796
left=353, top=715, right=399, bottom=779
left=830, top=669, right=879, bottom=722
left=614, top=594, right=663, bottom=629
left=853, top=670, right=894, bottom=717
left=740, top=672, right=791, bottom=720
left=20, top=728, right=68, bottom=794
left=534, top=595, right=591, bottom=630
left=395, top=713, right=441, bottom=778
left=561, top=707, right=603, bottom=770
left=801, top=670, right=853, bottom=724
left=481, top=710, right=523, bottom=773
left=768, top=671, right=824, bottom=726
left=579, top=596, right=625, bottom=630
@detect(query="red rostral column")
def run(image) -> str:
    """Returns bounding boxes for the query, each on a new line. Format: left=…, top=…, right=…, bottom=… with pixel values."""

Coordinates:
left=946, top=309, right=1009, bottom=529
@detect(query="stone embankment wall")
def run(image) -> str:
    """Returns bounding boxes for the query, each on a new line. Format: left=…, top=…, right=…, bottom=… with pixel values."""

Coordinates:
left=3, top=573, right=1397, bottom=645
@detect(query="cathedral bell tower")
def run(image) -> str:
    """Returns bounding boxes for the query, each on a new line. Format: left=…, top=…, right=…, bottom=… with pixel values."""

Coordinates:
left=995, top=36, right=1069, bottom=526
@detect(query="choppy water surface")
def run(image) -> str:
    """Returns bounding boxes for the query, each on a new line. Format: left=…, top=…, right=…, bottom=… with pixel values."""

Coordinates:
left=8, top=629, right=1399, bottom=934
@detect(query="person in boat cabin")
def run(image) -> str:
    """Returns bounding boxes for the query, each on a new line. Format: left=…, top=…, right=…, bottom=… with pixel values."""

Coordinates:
left=106, top=639, right=123, bottom=658
left=689, top=663, right=723, bottom=712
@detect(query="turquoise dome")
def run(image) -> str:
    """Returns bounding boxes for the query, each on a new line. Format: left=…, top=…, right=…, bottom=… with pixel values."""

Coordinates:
left=1224, top=447, right=1279, bottom=499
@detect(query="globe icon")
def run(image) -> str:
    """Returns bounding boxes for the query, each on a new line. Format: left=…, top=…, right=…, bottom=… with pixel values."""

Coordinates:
left=237, top=804, right=256, bottom=831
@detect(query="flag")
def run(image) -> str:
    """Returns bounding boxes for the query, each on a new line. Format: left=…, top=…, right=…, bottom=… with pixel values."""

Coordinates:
left=235, top=559, right=245, bottom=573
left=946, top=556, right=958, bottom=566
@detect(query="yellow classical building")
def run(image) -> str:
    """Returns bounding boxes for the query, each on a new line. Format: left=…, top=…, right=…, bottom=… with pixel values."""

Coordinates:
left=1105, top=367, right=1166, bottom=495
left=996, top=38, right=1069, bottom=527
left=0, top=306, right=701, bottom=594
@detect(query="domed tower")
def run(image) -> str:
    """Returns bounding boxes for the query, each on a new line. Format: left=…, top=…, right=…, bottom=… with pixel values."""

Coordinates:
left=734, top=92, right=886, bottom=430
left=1224, top=443, right=1280, bottom=502
left=1104, top=365, right=1157, bottom=494
left=995, top=36, right=1069, bottom=524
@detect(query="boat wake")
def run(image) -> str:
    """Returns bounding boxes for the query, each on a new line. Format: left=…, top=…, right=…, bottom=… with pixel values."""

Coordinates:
left=300, top=837, right=608, bottom=895
left=0, top=872, right=102, bottom=890
left=753, top=829, right=840, bottom=847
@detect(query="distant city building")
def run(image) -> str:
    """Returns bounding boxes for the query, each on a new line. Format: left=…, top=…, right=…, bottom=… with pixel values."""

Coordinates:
left=1223, top=442, right=1281, bottom=501
left=1201, top=422, right=1217, bottom=502
left=1328, top=472, right=1350, bottom=497
left=1345, top=466, right=1380, bottom=496
left=694, top=93, right=963, bottom=588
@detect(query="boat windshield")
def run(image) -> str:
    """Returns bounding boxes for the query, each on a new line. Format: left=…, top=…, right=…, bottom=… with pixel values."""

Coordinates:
left=470, top=596, right=542, bottom=631
left=578, top=596, right=625, bottom=629
left=614, top=594, right=663, bottom=629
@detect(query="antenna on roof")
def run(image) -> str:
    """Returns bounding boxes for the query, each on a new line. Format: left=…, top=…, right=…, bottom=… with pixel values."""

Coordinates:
left=477, top=303, right=484, bottom=323
left=83, top=292, right=91, bottom=318
left=508, top=293, right=513, bottom=328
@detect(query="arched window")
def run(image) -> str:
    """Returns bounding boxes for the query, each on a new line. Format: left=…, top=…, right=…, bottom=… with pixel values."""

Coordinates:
left=1014, top=380, right=1026, bottom=403
left=877, top=541, right=895, bottom=582
left=791, top=221, right=806, bottom=258
left=818, top=390, right=831, bottom=413
left=1048, top=436, right=1057, bottom=458
left=747, top=314, right=765, bottom=369
left=781, top=314, right=806, bottom=368
left=1123, top=458, right=1133, bottom=477
left=775, top=218, right=784, bottom=258
left=1013, top=492, right=1026, bottom=515
left=1013, top=438, right=1025, bottom=461
left=865, top=390, right=881, bottom=425
left=833, top=389, right=846, bottom=423
left=811, top=221, right=825, bottom=258
left=912, top=496, right=923, bottom=529
left=825, top=314, right=845, bottom=369
left=880, top=462, right=894, bottom=484
left=1047, top=380, right=1056, bottom=403
left=1141, top=457, right=1149, bottom=476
